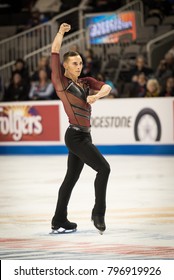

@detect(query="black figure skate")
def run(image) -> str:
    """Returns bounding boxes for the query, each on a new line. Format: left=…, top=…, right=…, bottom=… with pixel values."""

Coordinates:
left=91, top=215, right=106, bottom=235
left=50, top=219, right=77, bottom=234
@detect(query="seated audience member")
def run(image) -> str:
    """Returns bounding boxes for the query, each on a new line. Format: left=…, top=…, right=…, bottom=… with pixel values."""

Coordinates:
left=4, top=71, right=29, bottom=101
left=28, top=69, right=54, bottom=100
left=124, top=73, right=147, bottom=98
left=82, top=48, right=101, bottom=77
left=27, top=9, right=49, bottom=27
left=136, top=72, right=147, bottom=97
left=12, top=58, right=30, bottom=85
left=31, top=55, right=51, bottom=81
left=145, top=78, right=161, bottom=97
left=155, top=52, right=174, bottom=84
left=16, top=8, right=49, bottom=33
left=160, top=76, right=174, bottom=97
left=129, top=55, right=153, bottom=82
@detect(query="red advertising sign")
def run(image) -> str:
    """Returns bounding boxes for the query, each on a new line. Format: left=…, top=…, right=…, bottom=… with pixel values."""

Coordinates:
left=0, top=104, right=60, bottom=142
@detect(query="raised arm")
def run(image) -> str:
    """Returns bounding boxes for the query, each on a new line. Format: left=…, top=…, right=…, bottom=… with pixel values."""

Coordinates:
left=51, top=23, right=71, bottom=93
left=51, top=23, right=71, bottom=53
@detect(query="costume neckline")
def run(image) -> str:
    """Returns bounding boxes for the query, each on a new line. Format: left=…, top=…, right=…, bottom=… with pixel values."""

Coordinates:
left=66, top=76, right=84, bottom=91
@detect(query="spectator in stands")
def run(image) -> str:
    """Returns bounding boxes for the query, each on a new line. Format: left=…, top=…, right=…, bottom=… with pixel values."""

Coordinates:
left=145, top=78, right=161, bottom=97
left=160, top=76, right=174, bottom=96
left=128, top=55, right=153, bottom=82
left=12, top=58, right=30, bottom=85
left=16, top=6, right=49, bottom=33
left=28, top=68, right=54, bottom=100
left=123, top=72, right=147, bottom=98
left=82, top=48, right=101, bottom=77
left=16, top=7, right=49, bottom=33
left=27, top=8, right=49, bottom=28
left=31, top=55, right=51, bottom=81
left=136, top=72, right=147, bottom=97
left=155, top=52, right=174, bottom=84
left=3, top=71, right=29, bottom=101
left=168, top=45, right=174, bottom=56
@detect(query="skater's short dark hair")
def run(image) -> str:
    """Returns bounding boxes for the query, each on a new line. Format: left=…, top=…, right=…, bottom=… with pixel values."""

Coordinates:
left=63, top=51, right=80, bottom=62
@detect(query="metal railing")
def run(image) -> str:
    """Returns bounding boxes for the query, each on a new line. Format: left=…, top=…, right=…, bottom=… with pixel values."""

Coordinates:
left=84, top=0, right=144, bottom=84
left=146, top=30, right=174, bottom=70
left=24, top=30, right=86, bottom=76
left=84, top=0, right=144, bottom=25
left=0, top=0, right=143, bottom=98
left=0, top=7, right=81, bottom=65
left=0, top=1, right=89, bottom=97
left=116, top=0, right=144, bottom=25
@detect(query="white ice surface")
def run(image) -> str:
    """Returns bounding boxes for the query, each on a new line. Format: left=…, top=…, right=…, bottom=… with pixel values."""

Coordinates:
left=0, top=155, right=174, bottom=259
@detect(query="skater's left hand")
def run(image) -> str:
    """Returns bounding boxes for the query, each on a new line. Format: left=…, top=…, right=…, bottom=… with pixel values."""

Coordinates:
left=87, top=95, right=99, bottom=104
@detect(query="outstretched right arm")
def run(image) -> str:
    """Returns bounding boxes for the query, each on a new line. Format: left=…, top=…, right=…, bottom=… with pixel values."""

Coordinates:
left=51, top=23, right=71, bottom=93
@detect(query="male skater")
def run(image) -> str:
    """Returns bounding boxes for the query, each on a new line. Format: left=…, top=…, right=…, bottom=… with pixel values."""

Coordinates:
left=51, top=23, right=111, bottom=234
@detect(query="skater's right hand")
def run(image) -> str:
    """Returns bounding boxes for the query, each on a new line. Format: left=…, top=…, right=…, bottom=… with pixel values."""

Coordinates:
left=59, top=23, right=71, bottom=35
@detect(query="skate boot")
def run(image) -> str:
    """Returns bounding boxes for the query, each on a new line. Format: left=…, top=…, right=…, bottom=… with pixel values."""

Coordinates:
left=50, top=219, right=77, bottom=234
left=91, top=215, right=106, bottom=235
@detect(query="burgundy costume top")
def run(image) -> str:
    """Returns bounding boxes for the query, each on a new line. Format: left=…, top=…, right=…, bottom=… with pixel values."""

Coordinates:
left=51, top=53, right=105, bottom=128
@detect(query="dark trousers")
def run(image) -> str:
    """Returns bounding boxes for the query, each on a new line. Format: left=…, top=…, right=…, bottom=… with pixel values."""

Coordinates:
left=52, top=126, right=110, bottom=225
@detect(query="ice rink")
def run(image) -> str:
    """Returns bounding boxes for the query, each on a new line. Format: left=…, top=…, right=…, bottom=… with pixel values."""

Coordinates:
left=0, top=155, right=174, bottom=259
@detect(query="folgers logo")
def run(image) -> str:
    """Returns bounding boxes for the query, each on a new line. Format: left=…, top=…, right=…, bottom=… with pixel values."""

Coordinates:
left=0, top=106, right=42, bottom=141
left=0, top=104, right=60, bottom=142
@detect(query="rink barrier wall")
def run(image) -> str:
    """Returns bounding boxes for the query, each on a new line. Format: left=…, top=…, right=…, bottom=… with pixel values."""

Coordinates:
left=0, top=98, right=174, bottom=155
left=0, top=145, right=174, bottom=155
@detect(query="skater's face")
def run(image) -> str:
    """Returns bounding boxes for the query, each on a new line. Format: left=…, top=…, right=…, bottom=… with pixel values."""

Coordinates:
left=63, top=55, right=83, bottom=79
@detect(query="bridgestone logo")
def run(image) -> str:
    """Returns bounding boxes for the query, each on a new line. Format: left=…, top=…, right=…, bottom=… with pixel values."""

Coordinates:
left=0, top=106, right=43, bottom=141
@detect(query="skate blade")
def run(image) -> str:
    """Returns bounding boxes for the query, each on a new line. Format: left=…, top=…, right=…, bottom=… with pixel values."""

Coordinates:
left=50, top=228, right=77, bottom=235
left=91, top=220, right=104, bottom=235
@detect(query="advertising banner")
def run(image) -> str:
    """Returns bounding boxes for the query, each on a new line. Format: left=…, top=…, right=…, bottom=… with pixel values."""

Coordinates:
left=0, top=102, right=60, bottom=143
left=0, top=98, right=174, bottom=155
left=90, top=98, right=174, bottom=145
left=85, top=11, right=137, bottom=44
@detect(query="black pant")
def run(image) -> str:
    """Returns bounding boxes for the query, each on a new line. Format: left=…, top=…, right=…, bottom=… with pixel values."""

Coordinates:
left=52, top=126, right=110, bottom=225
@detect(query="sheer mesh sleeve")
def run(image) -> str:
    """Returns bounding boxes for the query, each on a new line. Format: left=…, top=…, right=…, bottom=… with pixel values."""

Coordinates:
left=51, top=53, right=68, bottom=95
left=81, top=77, right=105, bottom=91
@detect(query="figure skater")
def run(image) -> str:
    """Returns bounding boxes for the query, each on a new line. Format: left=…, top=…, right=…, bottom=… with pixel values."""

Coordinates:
left=51, top=23, right=111, bottom=234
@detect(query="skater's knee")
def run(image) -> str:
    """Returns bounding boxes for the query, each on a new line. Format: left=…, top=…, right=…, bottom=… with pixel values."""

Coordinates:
left=100, top=161, right=111, bottom=175
left=105, top=162, right=111, bottom=174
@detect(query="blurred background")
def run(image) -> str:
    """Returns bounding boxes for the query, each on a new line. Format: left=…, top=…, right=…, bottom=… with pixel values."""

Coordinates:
left=0, top=0, right=174, bottom=101
left=0, top=1, right=174, bottom=261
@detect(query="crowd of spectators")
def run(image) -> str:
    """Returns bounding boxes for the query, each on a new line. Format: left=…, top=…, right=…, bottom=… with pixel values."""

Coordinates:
left=1, top=0, right=174, bottom=101
left=0, top=0, right=83, bottom=34
left=119, top=47, right=174, bottom=98
left=2, top=0, right=173, bottom=35
left=1, top=43, right=174, bottom=102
